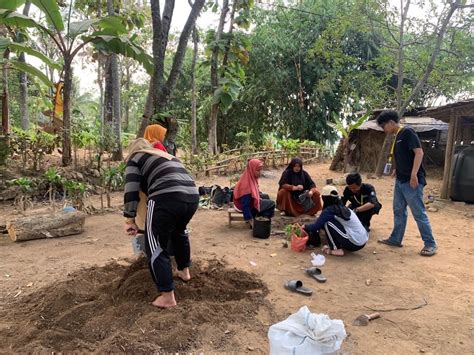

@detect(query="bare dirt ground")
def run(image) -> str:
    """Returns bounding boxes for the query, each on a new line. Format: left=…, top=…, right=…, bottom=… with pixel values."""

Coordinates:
left=1, top=162, right=473, bottom=353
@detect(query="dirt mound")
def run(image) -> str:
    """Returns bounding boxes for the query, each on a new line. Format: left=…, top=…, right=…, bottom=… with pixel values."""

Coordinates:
left=0, top=258, right=271, bottom=352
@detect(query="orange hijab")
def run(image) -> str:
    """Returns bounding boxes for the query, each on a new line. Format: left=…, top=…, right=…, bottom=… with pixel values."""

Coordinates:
left=233, top=159, right=263, bottom=211
left=144, top=124, right=167, bottom=143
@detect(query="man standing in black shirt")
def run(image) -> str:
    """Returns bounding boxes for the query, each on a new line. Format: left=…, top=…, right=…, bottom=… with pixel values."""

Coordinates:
left=376, top=110, right=437, bottom=256
left=342, top=173, right=381, bottom=231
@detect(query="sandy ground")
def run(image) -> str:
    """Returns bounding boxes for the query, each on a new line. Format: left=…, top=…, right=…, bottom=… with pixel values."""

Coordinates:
left=1, top=162, right=473, bottom=353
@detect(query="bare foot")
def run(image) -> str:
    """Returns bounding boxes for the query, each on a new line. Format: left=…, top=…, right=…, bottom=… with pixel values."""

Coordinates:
left=176, top=267, right=191, bottom=282
left=321, top=245, right=331, bottom=255
left=322, top=245, right=345, bottom=256
left=331, top=248, right=345, bottom=256
left=151, top=291, right=177, bottom=308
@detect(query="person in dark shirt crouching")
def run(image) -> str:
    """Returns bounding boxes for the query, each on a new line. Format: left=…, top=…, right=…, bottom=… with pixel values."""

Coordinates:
left=342, top=173, right=382, bottom=232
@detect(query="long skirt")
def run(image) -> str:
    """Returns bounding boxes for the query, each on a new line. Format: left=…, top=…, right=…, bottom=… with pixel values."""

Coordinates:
left=276, top=188, right=322, bottom=217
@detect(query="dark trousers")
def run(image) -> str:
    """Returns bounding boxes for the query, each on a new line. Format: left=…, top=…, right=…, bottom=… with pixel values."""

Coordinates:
left=252, top=198, right=275, bottom=219
left=324, top=219, right=365, bottom=251
left=356, top=209, right=375, bottom=229
left=144, top=198, right=198, bottom=292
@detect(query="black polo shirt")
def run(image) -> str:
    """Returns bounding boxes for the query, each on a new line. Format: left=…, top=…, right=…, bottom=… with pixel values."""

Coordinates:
left=342, top=183, right=378, bottom=208
left=394, top=127, right=426, bottom=185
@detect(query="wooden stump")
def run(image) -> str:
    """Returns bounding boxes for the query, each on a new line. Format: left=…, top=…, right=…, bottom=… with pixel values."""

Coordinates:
left=6, top=211, right=86, bottom=242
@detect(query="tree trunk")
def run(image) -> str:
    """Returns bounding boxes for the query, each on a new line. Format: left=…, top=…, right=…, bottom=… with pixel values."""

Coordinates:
left=124, top=60, right=130, bottom=131
left=103, top=3, right=114, bottom=151
left=1, top=49, right=9, bottom=135
left=18, top=53, right=29, bottom=130
left=18, top=0, right=32, bottom=130
left=151, top=0, right=174, bottom=109
left=343, top=138, right=352, bottom=173
left=98, top=55, right=104, bottom=136
left=216, top=2, right=236, bottom=149
left=190, top=25, right=199, bottom=154
left=375, top=1, right=461, bottom=176
left=208, top=0, right=229, bottom=154
left=208, top=105, right=219, bottom=154
left=104, top=57, right=113, bottom=125
left=137, top=80, right=154, bottom=138
left=329, top=138, right=345, bottom=171
left=375, top=0, right=410, bottom=176
left=398, top=1, right=461, bottom=116
left=158, top=0, right=206, bottom=108
left=6, top=211, right=86, bottom=242
left=62, top=59, right=73, bottom=166
left=138, top=0, right=206, bottom=136
left=221, top=3, right=236, bottom=69
left=110, top=54, right=122, bottom=160
left=97, top=1, right=104, bottom=137
left=108, top=0, right=122, bottom=160
left=135, top=0, right=173, bottom=139
left=374, top=133, right=394, bottom=176
left=395, top=0, right=410, bottom=112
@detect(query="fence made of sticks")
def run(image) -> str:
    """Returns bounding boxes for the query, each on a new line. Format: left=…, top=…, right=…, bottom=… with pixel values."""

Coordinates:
left=188, top=147, right=331, bottom=177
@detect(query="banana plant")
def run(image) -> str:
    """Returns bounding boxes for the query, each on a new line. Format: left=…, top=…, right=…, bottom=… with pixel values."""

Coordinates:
left=328, top=112, right=370, bottom=139
left=0, top=0, right=153, bottom=167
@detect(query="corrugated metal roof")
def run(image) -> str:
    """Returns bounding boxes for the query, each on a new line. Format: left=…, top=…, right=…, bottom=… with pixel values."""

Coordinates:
left=424, top=98, right=474, bottom=113
left=357, top=117, right=448, bottom=132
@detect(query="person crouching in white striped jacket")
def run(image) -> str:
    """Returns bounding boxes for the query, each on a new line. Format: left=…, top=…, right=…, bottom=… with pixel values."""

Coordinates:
left=302, top=185, right=368, bottom=257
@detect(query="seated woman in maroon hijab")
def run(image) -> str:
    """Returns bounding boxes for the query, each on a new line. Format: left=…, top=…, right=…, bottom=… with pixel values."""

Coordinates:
left=276, top=157, right=322, bottom=217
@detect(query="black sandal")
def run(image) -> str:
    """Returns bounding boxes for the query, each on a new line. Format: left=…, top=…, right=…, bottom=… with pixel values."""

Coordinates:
left=377, top=238, right=403, bottom=248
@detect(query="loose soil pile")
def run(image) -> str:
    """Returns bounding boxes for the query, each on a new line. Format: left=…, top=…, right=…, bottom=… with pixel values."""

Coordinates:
left=2, top=163, right=473, bottom=353
left=0, top=257, right=271, bottom=353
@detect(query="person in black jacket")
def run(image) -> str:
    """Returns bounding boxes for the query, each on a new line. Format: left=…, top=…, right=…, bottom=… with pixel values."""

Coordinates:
left=342, top=173, right=381, bottom=231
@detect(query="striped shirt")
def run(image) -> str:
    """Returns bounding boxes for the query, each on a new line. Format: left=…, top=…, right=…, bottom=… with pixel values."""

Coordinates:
left=123, top=152, right=199, bottom=218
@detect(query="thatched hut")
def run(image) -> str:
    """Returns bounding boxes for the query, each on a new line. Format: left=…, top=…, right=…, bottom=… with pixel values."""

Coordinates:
left=331, top=117, right=448, bottom=172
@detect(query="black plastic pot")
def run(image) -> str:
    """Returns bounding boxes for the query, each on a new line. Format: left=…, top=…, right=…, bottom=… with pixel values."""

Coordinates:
left=253, top=217, right=271, bottom=239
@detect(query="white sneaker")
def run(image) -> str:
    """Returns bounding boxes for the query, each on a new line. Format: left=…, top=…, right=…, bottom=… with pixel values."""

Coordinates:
left=280, top=211, right=286, bottom=216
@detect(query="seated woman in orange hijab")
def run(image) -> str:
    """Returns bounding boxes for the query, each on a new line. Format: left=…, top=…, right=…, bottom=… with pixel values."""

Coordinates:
left=144, top=124, right=168, bottom=153
left=233, top=159, right=275, bottom=227
left=277, top=157, right=322, bottom=216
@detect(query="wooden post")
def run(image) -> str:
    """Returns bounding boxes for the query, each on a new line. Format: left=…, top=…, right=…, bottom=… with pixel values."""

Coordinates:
left=448, top=116, right=464, bottom=198
left=440, top=112, right=456, bottom=199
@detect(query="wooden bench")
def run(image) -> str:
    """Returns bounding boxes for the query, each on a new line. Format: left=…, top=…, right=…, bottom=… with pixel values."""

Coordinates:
left=228, top=208, right=245, bottom=225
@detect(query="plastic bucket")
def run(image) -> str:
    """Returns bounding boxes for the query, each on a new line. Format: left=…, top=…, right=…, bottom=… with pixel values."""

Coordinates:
left=131, top=234, right=145, bottom=255
left=253, top=217, right=271, bottom=239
